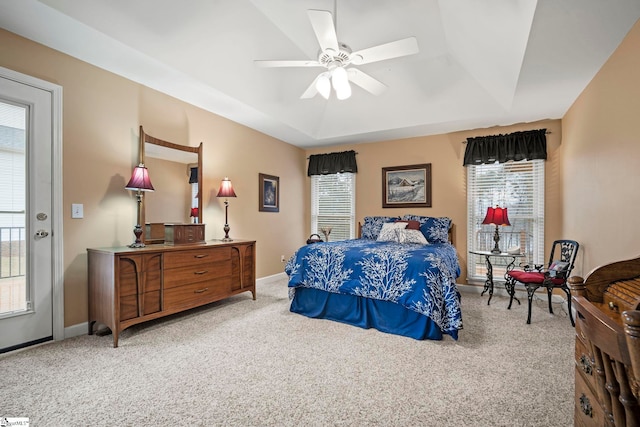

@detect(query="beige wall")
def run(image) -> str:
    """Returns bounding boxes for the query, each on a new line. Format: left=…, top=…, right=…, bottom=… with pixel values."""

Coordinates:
left=0, top=29, right=307, bottom=327
left=305, top=118, right=563, bottom=283
left=562, top=19, right=640, bottom=277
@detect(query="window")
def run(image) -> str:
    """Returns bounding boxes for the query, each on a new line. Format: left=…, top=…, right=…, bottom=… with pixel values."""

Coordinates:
left=311, top=173, right=355, bottom=241
left=467, top=160, right=545, bottom=281
left=191, top=183, right=198, bottom=209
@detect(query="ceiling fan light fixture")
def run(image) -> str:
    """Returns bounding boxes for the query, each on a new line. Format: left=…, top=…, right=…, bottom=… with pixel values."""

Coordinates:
left=316, top=73, right=331, bottom=99
left=331, top=66, right=351, bottom=99
left=335, top=82, right=351, bottom=100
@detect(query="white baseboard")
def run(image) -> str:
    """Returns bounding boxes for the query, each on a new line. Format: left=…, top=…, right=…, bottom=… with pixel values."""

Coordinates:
left=457, top=283, right=513, bottom=299
left=65, top=322, right=87, bottom=339
left=257, top=272, right=287, bottom=285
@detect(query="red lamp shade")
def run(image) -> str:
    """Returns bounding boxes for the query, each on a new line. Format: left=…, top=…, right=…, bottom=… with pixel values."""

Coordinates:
left=125, top=164, right=155, bottom=192
left=482, top=206, right=510, bottom=226
left=190, top=207, right=199, bottom=217
left=216, top=177, right=237, bottom=198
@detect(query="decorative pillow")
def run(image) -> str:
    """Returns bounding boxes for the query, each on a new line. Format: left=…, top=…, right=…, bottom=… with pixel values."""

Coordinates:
left=549, top=261, right=570, bottom=278
left=402, top=215, right=452, bottom=244
left=397, top=228, right=428, bottom=245
left=394, top=219, right=421, bottom=230
left=376, top=222, right=407, bottom=242
left=361, top=216, right=400, bottom=240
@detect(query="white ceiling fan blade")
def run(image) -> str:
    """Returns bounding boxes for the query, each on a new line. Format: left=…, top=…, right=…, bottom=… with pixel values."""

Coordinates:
left=300, top=74, right=321, bottom=99
left=350, top=37, right=419, bottom=65
left=347, top=68, right=387, bottom=96
left=308, top=10, right=339, bottom=53
left=254, top=60, right=322, bottom=68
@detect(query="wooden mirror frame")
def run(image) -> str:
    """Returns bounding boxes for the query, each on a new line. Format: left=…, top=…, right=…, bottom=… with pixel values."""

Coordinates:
left=139, top=125, right=203, bottom=244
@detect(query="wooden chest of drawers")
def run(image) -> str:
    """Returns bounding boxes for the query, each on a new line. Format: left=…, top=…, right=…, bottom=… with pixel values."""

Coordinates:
left=569, top=257, right=640, bottom=426
left=164, top=223, right=206, bottom=245
left=88, top=240, right=255, bottom=347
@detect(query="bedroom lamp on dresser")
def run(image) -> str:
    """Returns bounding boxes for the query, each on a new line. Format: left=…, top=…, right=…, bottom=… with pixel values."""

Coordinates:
left=216, top=177, right=237, bottom=241
left=568, top=256, right=640, bottom=426
left=87, top=127, right=256, bottom=347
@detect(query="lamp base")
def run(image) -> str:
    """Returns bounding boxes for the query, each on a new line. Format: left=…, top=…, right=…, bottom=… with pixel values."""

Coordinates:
left=491, top=225, right=501, bottom=254
left=221, top=223, right=232, bottom=242
left=129, top=224, right=146, bottom=248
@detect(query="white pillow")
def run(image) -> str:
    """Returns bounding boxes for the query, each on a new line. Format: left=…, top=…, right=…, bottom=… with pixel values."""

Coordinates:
left=398, top=229, right=428, bottom=245
left=376, top=222, right=407, bottom=242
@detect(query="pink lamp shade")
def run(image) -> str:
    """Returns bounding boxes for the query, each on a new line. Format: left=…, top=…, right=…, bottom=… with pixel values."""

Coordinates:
left=216, top=177, right=236, bottom=198
left=125, top=164, right=155, bottom=192
left=482, top=206, right=510, bottom=226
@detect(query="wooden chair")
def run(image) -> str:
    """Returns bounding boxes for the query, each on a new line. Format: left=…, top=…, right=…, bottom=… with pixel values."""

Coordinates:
left=505, top=239, right=579, bottom=325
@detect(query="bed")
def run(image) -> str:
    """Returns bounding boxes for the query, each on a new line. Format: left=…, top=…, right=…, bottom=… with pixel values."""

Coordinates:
left=285, top=215, right=462, bottom=340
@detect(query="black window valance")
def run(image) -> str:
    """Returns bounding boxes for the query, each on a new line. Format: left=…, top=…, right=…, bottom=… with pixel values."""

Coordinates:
left=307, top=150, right=358, bottom=176
left=189, top=166, right=198, bottom=184
left=463, top=129, right=547, bottom=166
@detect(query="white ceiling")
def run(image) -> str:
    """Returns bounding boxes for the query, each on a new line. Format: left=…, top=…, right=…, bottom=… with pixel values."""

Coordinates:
left=1, top=0, right=639, bottom=148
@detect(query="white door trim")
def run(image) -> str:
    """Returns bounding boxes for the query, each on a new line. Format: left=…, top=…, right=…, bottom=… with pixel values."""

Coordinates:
left=0, top=66, right=64, bottom=342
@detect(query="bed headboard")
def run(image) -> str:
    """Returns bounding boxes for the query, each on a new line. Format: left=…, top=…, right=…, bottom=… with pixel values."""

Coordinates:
left=357, top=221, right=454, bottom=244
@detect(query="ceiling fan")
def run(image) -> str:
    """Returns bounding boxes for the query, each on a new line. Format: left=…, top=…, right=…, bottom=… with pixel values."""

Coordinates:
left=255, top=9, right=419, bottom=100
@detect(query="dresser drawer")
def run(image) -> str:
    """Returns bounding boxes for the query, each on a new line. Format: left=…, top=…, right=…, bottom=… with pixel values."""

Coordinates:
left=164, top=247, right=230, bottom=268
left=164, top=276, right=232, bottom=310
left=575, top=337, right=596, bottom=392
left=163, top=261, right=231, bottom=289
left=574, top=366, right=605, bottom=426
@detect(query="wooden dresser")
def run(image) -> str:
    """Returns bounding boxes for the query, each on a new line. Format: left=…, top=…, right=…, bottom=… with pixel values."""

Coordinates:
left=88, top=239, right=256, bottom=347
left=568, top=257, right=640, bottom=426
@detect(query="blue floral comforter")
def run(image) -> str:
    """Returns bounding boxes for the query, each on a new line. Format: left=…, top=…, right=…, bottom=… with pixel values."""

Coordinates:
left=285, top=239, right=462, bottom=338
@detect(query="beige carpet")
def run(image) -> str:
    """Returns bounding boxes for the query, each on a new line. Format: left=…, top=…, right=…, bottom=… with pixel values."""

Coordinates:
left=0, top=278, right=574, bottom=426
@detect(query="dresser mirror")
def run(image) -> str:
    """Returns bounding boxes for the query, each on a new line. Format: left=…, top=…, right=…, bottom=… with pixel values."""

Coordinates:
left=138, top=126, right=203, bottom=244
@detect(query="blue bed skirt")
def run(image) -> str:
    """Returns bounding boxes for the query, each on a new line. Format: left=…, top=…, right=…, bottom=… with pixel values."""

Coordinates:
left=290, top=287, right=456, bottom=340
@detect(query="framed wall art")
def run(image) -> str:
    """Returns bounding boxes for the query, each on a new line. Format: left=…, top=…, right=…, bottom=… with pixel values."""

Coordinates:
left=259, top=173, right=279, bottom=212
left=382, top=163, right=432, bottom=208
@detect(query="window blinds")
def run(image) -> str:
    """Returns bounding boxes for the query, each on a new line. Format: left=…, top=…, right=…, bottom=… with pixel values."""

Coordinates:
left=0, top=103, right=26, bottom=230
left=467, top=160, right=545, bottom=280
left=311, top=173, right=355, bottom=241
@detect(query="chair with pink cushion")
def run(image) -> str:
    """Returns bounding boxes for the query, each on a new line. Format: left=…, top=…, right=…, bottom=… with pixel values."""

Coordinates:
left=505, top=240, right=579, bottom=325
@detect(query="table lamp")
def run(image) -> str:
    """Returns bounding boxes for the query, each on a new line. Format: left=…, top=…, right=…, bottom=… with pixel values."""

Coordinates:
left=216, top=177, right=236, bottom=241
left=125, top=163, right=155, bottom=248
left=482, top=205, right=510, bottom=254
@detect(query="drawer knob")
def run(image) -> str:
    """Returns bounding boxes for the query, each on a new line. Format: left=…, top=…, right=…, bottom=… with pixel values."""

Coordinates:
left=194, top=287, right=209, bottom=294
left=194, top=254, right=208, bottom=259
left=579, top=394, right=593, bottom=417
left=608, top=301, right=618, bottom=312
left=579, top=355, right=593, bottom=375
left=194, top=270, right=209, bottom=275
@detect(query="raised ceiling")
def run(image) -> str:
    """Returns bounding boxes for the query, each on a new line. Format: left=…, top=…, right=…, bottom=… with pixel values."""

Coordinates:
left=1, top=1, right=639, bottom=148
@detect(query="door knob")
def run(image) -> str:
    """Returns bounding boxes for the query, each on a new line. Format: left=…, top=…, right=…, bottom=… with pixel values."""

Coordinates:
left=35, top=230, right=49, bottom=239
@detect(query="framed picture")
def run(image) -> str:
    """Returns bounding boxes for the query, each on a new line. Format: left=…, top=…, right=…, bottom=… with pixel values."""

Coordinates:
left=259, top=173, right=279, bottom=212
left=382, top=163, right=432, bottom=208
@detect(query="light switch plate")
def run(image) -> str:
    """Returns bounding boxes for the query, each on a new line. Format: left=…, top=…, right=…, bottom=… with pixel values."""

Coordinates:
left=71, top=203, right=83, bottom=219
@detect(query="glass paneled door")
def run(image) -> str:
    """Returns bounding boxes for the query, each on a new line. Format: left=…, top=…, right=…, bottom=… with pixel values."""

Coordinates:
left=0, top=70, right=57, bottom=353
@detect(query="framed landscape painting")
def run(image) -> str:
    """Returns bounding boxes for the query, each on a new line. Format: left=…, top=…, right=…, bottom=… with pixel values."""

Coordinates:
left=382, top=163, right=432, bottom=208
left=259, top=173, right=279, bottom=212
